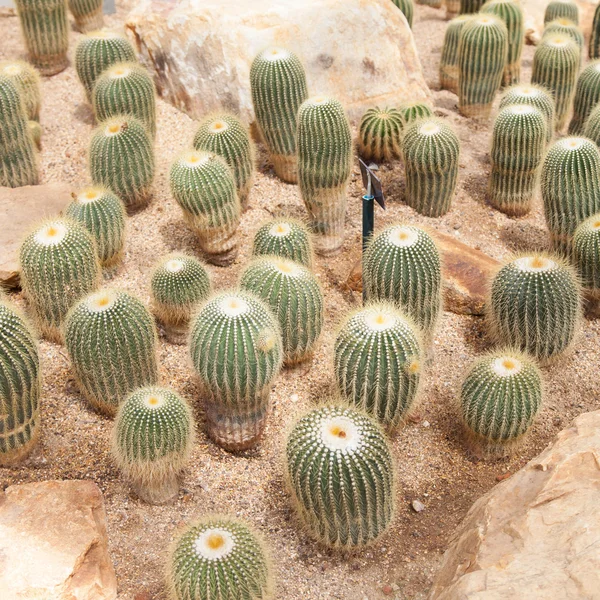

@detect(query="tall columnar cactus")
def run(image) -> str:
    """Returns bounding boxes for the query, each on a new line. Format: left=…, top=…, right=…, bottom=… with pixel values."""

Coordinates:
left=440, top=15, right=473, bottom=94
left=0, top=60, right=41, bottom=121
left=457, top=14, right=508, bottom=118
left=68, top=0, right=103, bottom=33
left=189, top=291, right=283, bottom=451
left=240, top=257, right=324, bottom=365
left=591, top=3, right=600, bottom=60
left=499, top=84, right=555, bottom=143
left=14, top=0, right=68, bottom=75
left=166, top=517, right=273, bottom=600
left=392, top=0, right=414, bottom=28
left=398, top=101, right=434, bottom=127
left=297, top=96, right=353, bottom=256
left=544, top=18, right=585, bottom=56
left=568, top=61, right=600, bottom=135
left=446, top=0, right=461, bottom=18
left=401, top=117, right=460, bottom=217
left=19, top=218, right=100, bottom=342
left=459, top=0, right=484, bottom=14
left=252, top=218, right=314, bottom=268
left=89, top=115, right=155, bottom=212
left=286, top=405, right=395, bottom=549
left=170, top=150, right=241, bottom=266
left=460, top=350, right=543, bottom=456
left=334, top=302, right=423, bottom=429
left=357, top=106, right=404, bottom=163
left=150, top=253, right=211, bottom=344
left=487, top=254, right=581, bottom=361
left=584, top=104, right=600, bottom=147
left=112, top=386, right=194, bottom=504
left=250, top=47, right=308, bottom=183
left=488, top=104, right=547, bottom=216
left=64, top=288, right=159, bottom=415
left=573, top=214, right=600, bottom=298
left=544, top=0, right=579, bottom=25
left=363, top=224, right=442, bottom=340
left=0, top=300, right=40, bottom=466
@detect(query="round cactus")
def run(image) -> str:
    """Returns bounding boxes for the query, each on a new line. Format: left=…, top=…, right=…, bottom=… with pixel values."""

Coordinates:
left=240, top=257, right=324, bottom=365
left=544, top=0, right=579, bottom=25
left=544, top=18, right=584, bottom=57
left=189, top=290, right=283, bottom=451
left=392, top=0, right=414, bottom=28
left=357, top=106, right=404, bottom=163
left=68, top=0, right=103, bottom=33
left=591, top=3, right=600, bottom=60
left=568, top=61, right=600, bottom=135
left=487, top=254, right=581, bottom=362
left=440, top=15, right=473, bottom=94
left=286, top=404, right=395, bottom=549
left=250, top=47, right=308, bottom=183
left=401, top=117, right=460, bottom=217
left=150, top=253, right=211, bottom=344
left=297, top=95, right=353, bottom=256
left=0, top=60, right=41, bottom=121
left=334, top=302, right=423, bottom=429
left=398, top=101, right=434, bottom=127
left=28, top=120, right=41, bottom=150
left=170, top=150, right=241, bottom=266
left=166, top=516, right=273, bottom=600
left=460, top=0, right=484, bottom=13
left=251, top=218, right=314, bottom=268
left=112, top=386, right=194, bottom=504
left=19, top=218, right=100, bottom=343
left=584, top=104, right=600, bottom=147
left=573, top=214, right=600, bottom=298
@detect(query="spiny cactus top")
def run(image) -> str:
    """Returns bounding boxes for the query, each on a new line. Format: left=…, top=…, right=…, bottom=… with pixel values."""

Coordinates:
left=499, top=84, right=555, bottom=142
left=544, top=0, right=579, bottom=25
left=357, top=106, right=404, bottom=162
left=573, top=214, right=600, bottom=296
left=392, top=0, right=414, bottom=28
left=0, top=60, right=41, bottom=121
left=544, top=18, right=584, bottom=54
left=251, top=218, right=314, bottom=268
left=398, top=101, right=433, bottom=127
left=68, top=0, right=104, bottom=33
left=440, top=15, right=473, bottom=94
left=569, top=61, right=600, bottom=135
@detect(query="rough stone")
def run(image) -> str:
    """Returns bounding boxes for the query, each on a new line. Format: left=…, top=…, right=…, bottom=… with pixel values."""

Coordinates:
left=524, top=0, right=596, bottom=45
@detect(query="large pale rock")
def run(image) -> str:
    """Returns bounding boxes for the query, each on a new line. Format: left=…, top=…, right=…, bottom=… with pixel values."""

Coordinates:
left=524, top=0, right=596, bottom=45
left=0, top=480, right=118, bottom=600
left=429, top=410, right=600, bottom=600
left=125, top=0, right=430, bottom=123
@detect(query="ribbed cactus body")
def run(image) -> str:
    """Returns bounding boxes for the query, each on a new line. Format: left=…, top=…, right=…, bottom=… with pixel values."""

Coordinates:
left=568, top=62, right=600, bottom=135
left=488, top=254, right=581, bottom=361
left=297, top=96, right=353, bottom=256
left=584, top=104, right=600, bottom=147
left=0, top=301, right=40, bottom=466
left=440, top=15, right=472, bottom=94
left=28, top=120, right=41, bottom=150
left=398, top=101, right=434, bottom=126
left=189, top=291, right=283, bottom=451
left=64, top=289, right=159, bottom=415
left=573, top=215, right=600, bottom=297
left=252, top=218, right=314, bottom=268
left=240, top=257, right=324, bottom=365
left=592, top=4, right=600, bottom=60
left=0, top=60, right=41, bottom=121
left=392, top=0, right=414, bottom=28
left=19, top=219, right=100, bottom=342
left=286, top=405, right=395, bottom=549
left=499, top=84, right=555, bottom=143
left=402, top=118, right=460, bottom=217
left=68, top=0, right=103, bottom=33
left=544, top=0, right=579, bottom=25
left=544, top=19, right=584, bottom=56
left=459, top=0, right=484, bottom=13
left=418, top=0, right=442, bottom=7
left=170, top=150, right=241, bottom=266
left=357, top=106, right=404, bottom=162
left=250, top=47, right=308, bottom=183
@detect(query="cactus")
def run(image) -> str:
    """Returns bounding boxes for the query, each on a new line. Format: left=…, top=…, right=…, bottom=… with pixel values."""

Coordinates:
left=240, top=257, right=324, bottom=365
left=285, top=404, right=395, bottom=549
left=573, top=214, right=600, bottom=298
left=193, top=113, right=255, bottom=211
left=189, top=290, right=283, bottom=451
left=14, top=0, right=68, bottom=75
left=166, top=516, right=273, bottom=600
left=446, top=0, right=461, bottom=18
left=297, top=96, right=353, bottom=256
left=19, top=218, right=100, bottom=343
left=544, top=18, right=584, bottom=57
left=398, top=101, right=434, bottom=127
left=28, top=120, right=41, bottom=150
left=401, top=117, right=460, bottom=217
left=92, top=63, right=157, bottom=139
left=65, top=186, right=126, bottom=272
left=64, top=288, right=159, bottom=415
left=391, top=0, right=414, bottom=28
left=440, top=15, right=473, bottom=94
left=0, top=300, right=40, bottom=466
left=250, top=47, right=308, bottom=183
left=487, top=254, right=581, bottom=362
left=499, top=84, right=555, bottom=143
left=170, top=150, right=241, bottom=266
left=112, top=386, right=194, bottom=504
left=150, top=253, right=211, bottom=344
left=460, top=350, right=543, bottom=456
left=363, top=224, right=442, bottom=340
left=544, top=0, right=579, bottom=25
left=584, top=104, right=600, bottom=147
left=0, top=60, right=41, bottom=121
left=488, top=104, right=547, bottom=216
left=591, top=3, right=600, bottom=60
left=568, top=61, right=600, bottom=135
left=460, top=0, right=484, bottom=14
left=334, top=302, right=423, bottom=429
left=252, top=218, right=314, bottom=268
left=75, top=30, right=137, bottom=102
left=68, top=0, right=103, bottom=33
left=357, top=106, right=404, bottom=163
left=418, top=0, right=442, bottom=8
left=89, top=115, right=155, bottom=212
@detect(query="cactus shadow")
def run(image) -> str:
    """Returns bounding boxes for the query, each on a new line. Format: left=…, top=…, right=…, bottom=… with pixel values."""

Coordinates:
left=158, top=219, right=204, bottom=257
left=458, top=315, right=494, bottom=355
left=73, top=103, right=95, bottom=126
left=499, top=221, right=549, bottom=254
left=462, top=173, right=488, bottom=206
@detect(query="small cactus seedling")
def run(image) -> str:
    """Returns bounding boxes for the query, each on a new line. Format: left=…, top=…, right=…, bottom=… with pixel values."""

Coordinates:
left=544, top=0, right=579, bottom=25
left=544, top=18, right=584, bottom=57
left=286, top=404, right=395, bottom=549
left=0, top=60, right=41, bottom=121
left=28, top=120, right=41, bottom=150
left=112, top=386, right=195, bottom=504
left=357, top=106, right=404, bottom=163
left=499, top=84, right=555, bottom=143
left=584, top=104, right=600, bottom=148
left=460, top=0, right=484, bottom=13
left=392, top=0, right=414, bottom=28
left=573, top=214, right=600, bottom=299
left=252, top=218, right=314, bottom=268
left=440, top=15, right=473, bottom=94
left=591, top=3, right=600, bottom=60
left=68, top=0, right=103, bottom=33
left=398, top=101, right=434, bottom=127
left=568, top=61, right=600, bottom=135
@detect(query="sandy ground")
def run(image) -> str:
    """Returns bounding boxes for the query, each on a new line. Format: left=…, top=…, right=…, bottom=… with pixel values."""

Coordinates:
left=1, top=3, right=599, bottom=600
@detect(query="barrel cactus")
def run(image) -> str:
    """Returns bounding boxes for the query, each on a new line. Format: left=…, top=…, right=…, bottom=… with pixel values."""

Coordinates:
left=68, top=0, right=103, bottom=33
left=584, top=104, right=600, bottom=147
left=592, top=3, right=600, bottom=60
left=392, top=0, right=414, bottom=28
left=544, top=18, right=584, bottom=57
left=440, top=15, right=473, bottom=94
left=0, top=60, right=40, bottom=121
left=28, top=120, right=41, bottom=150
left=460, top=0, right=484, bottom=13
left=568, top=61, right=600, bottom=135
left=252, top=218, right=314, bottom=268
left=573, top=214, right=600, bottom=298
left=398, top=101, right=434, bottom=127
left=544, top=0, right=579, bottom=25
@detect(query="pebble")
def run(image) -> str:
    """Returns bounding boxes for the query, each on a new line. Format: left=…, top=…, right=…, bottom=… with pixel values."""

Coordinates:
left=382, top=584, right=394, bottom=595
left=422, top=420, right=430, bottom=428
left=411, top=499, right=425, bottom=513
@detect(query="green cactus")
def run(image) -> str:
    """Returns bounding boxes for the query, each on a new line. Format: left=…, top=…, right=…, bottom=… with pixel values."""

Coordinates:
left=568, top=61, right=600, bottom=135
left=68, top=0, right=103, bottom=33
left=240, top=257, right=324, bottom=366
left=418, top=0, right=442, bottom=7
left=460, top=0, right=484, bottom=14
left=573, top=214, right=600, bottom=298
left=297, top=96, right=353, bottom=256
left=401, top=117, right=460, bottom=217
left=64, top=288, right=159, bottom=415
left=487, top=254, right=581, bottom=362
left=193, top=113, right=256, bottom=211
left=252, top=218, right=314, bottom=268
left=488, top=104, right=547, bottom=216
left=189, top=290, right=283, bottom=451
left=170, top=150, right=241, bottom=266
left=250, top=47, right=308, bottom=184
left=334, top=302, right=423, bottom=429
left=584, top=104, right=600, bottom=147
left=357, top=106, right=404, bottom=163
left=92, top=62, right=157, bottom=139
left=446, top=0, right=461, bottom=18
left=0, top=60, right=41, bottom=121
left=150, top=253, right=211, bottom=345
left=112, top=386, right=194, bottom=504
left=440, top=15, right=473, bottom=94
left=544, top=18, right=584, bottom=57
left=286, top=404, right=395, bottom=549
left=460, top=350, right=543, bottom=456
left=398, top=101, right=434, bottom=127
left=166, top=516, right=273, bottom=600
left=89, top=115, right=155, bottom=212
left=544, top=0, right=579, bottom=25
left=28, top=120, right=41, bottom=150
left=391, top=0, right=414, bottom=28
left=591, top=3, right=600, bottom=60
left=0, top=300, right=40, bottom=466
left=19, top=218, right=101, bottom=343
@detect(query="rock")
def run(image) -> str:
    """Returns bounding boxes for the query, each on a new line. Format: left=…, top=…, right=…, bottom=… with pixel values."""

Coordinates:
left=125, top=0, right=430, bottom=123
left=411, top=499, right=425, bottom=513
left=0, top=182, right=73, bottom=288
left=429, top=410, right=600, bottom=600
left=0, top=480, right=118, bottom=600
left=523, top=0, right=596, bottom=45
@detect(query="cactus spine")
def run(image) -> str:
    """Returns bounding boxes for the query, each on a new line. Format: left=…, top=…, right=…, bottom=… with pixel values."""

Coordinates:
left=28, top=120, right=41, bottom=150
left=499, top=84, right=555, bottom=143
left=544, top=0, right=579, bottom=25
left=357, top=106, right=404, bottom=162
left=568, top=61, right=600, bottom=135
left=0, top=60, right=41, bottom=121
left=584, top=104, right=600, bottom=148
left=544, top=18, right=584, bottom=57
left=68, top=0, right=103, bottom=33
left=440, top=15, right=472, bottom=94
left=252, top=218, right=314, bottom=268
left=392, top=0, right=414, bottom=28
left=573, top=215, right=600, bottom=298
left=591, top=3, right=600, bottom=60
